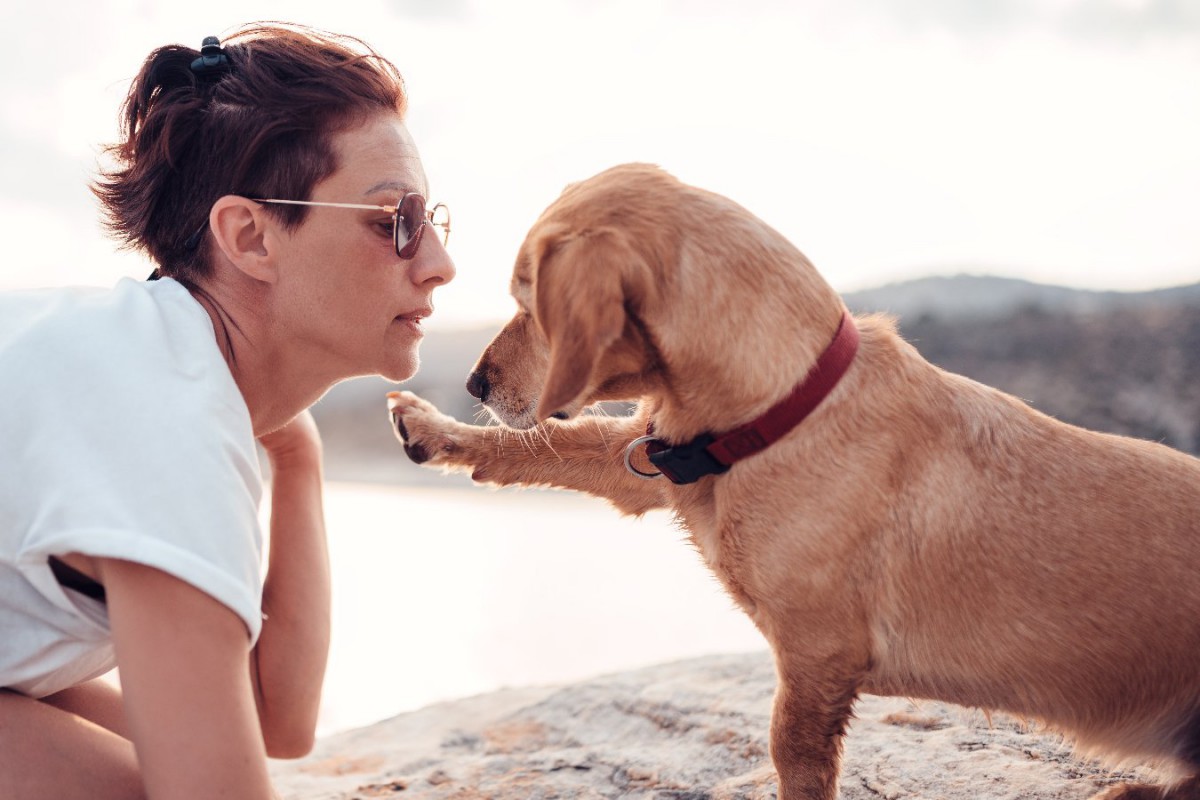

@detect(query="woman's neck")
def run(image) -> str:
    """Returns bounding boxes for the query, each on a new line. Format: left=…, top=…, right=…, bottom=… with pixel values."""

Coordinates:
left=185, top=275, right=336, bottom=438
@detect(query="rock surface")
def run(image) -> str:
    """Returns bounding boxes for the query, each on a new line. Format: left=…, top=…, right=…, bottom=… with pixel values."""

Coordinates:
left=271, top=652, right=1160, bottom=800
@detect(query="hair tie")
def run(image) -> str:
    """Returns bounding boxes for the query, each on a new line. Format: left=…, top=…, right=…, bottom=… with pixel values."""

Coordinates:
left=190, top=36, right=230, bottom=76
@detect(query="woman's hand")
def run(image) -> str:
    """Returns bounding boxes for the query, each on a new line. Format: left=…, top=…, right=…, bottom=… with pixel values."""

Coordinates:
left=258, top=409, right=322, bottom=469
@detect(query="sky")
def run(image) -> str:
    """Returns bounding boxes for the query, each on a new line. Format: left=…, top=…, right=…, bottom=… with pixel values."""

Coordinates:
left=2, top=0, right=1198, bottom=329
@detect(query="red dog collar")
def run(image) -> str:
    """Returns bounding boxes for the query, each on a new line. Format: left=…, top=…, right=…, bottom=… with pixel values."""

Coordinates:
left=626, top=310, right=860, bottom=485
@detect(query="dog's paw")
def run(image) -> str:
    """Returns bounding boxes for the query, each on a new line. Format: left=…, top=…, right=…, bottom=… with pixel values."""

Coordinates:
left=386, top=391, right=466, bottom=467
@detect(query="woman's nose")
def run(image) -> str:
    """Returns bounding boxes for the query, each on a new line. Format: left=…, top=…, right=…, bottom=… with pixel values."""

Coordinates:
left=412, top=232, right=455, bottom=286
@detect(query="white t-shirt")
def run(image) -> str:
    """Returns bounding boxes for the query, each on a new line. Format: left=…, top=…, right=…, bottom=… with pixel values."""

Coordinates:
left=0, top=277, right=264, bottom=698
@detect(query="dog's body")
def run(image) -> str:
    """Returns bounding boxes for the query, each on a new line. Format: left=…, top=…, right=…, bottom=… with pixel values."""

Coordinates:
left=389, top=163, right=1200, bottom=800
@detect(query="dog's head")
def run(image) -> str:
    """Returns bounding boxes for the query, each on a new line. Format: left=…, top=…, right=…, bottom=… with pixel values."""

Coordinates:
left=467, top=165, right=679, bottom=428
left=467, top=163, right=840, bottom=431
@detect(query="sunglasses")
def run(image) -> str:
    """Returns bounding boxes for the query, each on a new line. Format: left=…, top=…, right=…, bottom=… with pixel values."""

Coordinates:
left=159, top=193, right=450, bottom=281
left=251, top=193, right=451, bottom=260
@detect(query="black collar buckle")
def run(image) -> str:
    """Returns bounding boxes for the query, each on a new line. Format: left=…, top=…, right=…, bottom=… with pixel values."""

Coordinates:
left=647, top=433, right=731, bottom=485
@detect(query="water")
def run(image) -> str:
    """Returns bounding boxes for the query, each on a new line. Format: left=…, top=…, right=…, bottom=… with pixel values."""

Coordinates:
left=301, top=482, right=766, bottom=737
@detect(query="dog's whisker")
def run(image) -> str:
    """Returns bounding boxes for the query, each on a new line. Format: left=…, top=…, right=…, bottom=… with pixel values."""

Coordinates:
left=472, top=403, right=504, bottom=428
left=520, top=425, right=555, bottom=460
left=534, top=424, right=562, bottom=461
left=497, top=425, right=517, bottom=457
left=512, top=428, right=536, bottom=459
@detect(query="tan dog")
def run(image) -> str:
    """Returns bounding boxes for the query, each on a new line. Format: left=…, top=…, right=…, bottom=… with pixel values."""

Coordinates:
left=388, top=163, right=1200, bottom=800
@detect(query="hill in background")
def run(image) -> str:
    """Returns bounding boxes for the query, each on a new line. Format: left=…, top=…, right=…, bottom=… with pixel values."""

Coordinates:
left=312, top=274, right=1200, bottom=484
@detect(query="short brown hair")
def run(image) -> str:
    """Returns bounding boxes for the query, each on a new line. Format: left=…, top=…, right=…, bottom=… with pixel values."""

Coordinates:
left=94, top=23, right=407, bottom=282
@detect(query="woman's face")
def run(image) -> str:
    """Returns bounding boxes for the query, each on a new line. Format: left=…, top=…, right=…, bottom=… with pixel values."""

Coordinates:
left=272, top=113, right=456, bottom=383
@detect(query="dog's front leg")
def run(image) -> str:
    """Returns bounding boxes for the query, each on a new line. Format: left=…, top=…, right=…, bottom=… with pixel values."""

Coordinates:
left=387, top=391, right=670, bottom=515
left=769, top=660, right=862, bottom=800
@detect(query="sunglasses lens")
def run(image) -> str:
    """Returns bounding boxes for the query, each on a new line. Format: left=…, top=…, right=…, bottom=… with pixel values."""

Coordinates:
left=393, top=194, right=450, bottom=257
left=396, top=193, right=427, bottom=259
left=430, top=202, right=450, bottom=246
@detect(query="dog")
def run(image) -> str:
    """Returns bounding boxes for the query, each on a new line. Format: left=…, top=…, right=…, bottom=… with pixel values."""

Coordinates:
left=387, top=162, right=1200, bottom=800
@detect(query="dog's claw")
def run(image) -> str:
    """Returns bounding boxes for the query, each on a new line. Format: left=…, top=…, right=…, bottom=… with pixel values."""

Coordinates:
left=387, top=390, right=460, bottom=467
left=403, top=441, right=429, bottom=464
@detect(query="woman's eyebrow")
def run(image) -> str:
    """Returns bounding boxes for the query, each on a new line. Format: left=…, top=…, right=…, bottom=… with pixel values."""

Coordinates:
left=363, top=179, right=424, bottom=197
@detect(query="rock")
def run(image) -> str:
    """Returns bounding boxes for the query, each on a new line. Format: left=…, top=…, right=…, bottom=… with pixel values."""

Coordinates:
left=271, top=652, right=1161, bottom=799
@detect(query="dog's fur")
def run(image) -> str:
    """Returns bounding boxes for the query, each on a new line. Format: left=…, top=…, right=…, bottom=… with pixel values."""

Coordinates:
left=388, top=163, right=1200, bottom=800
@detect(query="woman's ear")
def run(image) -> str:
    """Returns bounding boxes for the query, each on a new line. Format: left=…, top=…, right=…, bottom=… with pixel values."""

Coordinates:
left=208, top=196, right=279, bottom=283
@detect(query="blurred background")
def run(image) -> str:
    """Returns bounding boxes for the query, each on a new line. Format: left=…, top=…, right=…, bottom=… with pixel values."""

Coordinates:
left=4, top=0, right=1197, bottom=736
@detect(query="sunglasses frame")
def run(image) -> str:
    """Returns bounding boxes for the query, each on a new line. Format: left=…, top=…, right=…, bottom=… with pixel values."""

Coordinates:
left=250, top=193, right=450, bottom=259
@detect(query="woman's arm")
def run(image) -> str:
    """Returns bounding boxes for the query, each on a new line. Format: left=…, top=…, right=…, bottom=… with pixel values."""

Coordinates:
left=77, top=410, right=327, bottom=797
left=98, top=557, right=274, bottom=799
left=251, top=410, right=331, bottom=757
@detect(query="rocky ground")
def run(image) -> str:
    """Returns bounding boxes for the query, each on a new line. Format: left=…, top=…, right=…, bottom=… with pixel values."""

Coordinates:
left=271, top=652, right=1163, bottom=800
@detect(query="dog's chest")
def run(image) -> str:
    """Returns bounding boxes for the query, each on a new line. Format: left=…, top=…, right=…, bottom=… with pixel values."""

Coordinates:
left=673, top=495, right=760, bottom=617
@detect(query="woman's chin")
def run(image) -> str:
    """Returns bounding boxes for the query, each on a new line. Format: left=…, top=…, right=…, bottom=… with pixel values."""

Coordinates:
left=379, top=351, right=420, bottom=384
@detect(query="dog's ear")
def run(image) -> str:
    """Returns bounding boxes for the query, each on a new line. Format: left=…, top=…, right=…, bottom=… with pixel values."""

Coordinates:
left=532, top=227, right=638, bottom=421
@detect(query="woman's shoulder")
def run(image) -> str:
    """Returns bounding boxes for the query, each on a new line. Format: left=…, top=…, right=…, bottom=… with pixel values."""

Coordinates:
left=3, top=277, right=208, bottom=351
left=1, top=277, right=254, bottom=467
left=2, top=278, right=231, bottom=400
left=0, top=277, right=263, bottom=575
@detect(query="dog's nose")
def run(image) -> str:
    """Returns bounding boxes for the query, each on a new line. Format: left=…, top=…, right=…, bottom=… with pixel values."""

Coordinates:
left=466, top=371, right=490, bottom=402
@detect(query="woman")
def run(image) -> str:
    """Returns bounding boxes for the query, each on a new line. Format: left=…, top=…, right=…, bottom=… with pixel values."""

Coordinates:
left=0, top=23, right=454, bottom=798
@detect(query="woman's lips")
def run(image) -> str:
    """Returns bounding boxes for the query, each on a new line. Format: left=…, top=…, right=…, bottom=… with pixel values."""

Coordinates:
left=395, top=306, right=432, bottom=333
